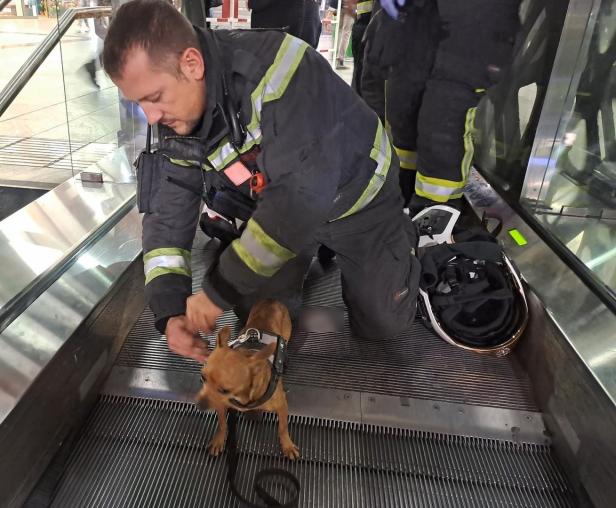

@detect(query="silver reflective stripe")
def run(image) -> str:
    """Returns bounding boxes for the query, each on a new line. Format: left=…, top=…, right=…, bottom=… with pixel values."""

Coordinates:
left=232, top=219, right=295, bottom=277
left=415, top=178, right=465, bottom=198
left=208, top=138, right=237, bottom=170
left=334, top=122, right=391, bottom=220
left=144, top=255, right=189, bottom=276
left=206, top=36, right=307, bottom=172
left=262, top=37, right=307, bottom=102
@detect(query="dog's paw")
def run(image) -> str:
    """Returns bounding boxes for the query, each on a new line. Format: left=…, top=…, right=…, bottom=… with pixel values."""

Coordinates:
left=281, top=439, right=300, bottom=460
left=208, top=432, right=226, bottom=456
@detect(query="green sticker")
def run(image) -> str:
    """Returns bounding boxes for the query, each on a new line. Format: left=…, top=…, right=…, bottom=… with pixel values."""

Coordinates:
left=508, top=228, right=528, bottom=246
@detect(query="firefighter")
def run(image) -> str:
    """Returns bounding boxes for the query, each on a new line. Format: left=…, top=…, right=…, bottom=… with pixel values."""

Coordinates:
left=103, top=0, right=420, bottom=363
left=350, top=0, right=373, bottom=95
left=248, top=0, right=322, bottom=49
left=369, top=0, right=521, bottom=211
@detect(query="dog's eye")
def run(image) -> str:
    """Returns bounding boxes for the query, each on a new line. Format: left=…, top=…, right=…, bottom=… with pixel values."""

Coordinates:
left=218, top=387, right=230, bottom=395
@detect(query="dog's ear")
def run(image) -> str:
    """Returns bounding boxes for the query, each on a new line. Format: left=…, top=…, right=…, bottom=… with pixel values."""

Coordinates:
left=216, top=326, right=231, bottom=348
left=253, top=342, right=276, bottom=361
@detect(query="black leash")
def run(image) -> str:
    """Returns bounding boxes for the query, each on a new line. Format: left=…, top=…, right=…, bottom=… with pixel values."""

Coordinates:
left=226, top=410, right=300, bottom=507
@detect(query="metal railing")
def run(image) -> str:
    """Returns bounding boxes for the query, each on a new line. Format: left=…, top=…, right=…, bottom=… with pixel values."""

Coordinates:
left=0, top=6, right=112, bottom=117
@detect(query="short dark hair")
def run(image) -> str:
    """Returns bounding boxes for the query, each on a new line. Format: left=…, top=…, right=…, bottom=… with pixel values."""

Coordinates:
left=103, top=0, right=199, bottom=78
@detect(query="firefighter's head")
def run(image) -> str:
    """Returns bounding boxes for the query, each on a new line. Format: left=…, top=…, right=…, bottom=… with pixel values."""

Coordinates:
left=103, top=0, right=206, bottom=136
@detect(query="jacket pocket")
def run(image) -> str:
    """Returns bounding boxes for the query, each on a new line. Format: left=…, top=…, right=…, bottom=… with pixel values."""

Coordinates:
left=136, top=152, right=163, bottom=214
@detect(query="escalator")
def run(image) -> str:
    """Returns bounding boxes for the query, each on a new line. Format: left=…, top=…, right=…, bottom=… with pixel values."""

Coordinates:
left=22, top=231, right=575, bottom=507
left=2, top=1, right=616, bottom=507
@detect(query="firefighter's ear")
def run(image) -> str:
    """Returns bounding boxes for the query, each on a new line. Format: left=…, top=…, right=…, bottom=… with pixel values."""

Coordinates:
left=216, top=326, right=231, bottom=348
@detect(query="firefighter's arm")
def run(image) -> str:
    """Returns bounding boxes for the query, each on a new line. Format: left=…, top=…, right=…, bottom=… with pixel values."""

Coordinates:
left=202, top=42, right=342, bottom=309
left=140, top=153, right=203, bottom=333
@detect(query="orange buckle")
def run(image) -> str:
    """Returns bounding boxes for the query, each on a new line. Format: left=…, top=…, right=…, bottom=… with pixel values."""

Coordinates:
left=249, top=173, right=266, bottom=194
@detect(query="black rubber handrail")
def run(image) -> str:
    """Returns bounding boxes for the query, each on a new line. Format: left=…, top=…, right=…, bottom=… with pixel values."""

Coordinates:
left=0, top=6, right=111, bottom=117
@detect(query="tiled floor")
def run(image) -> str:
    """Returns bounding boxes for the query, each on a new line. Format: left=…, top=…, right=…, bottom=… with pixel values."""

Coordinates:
left=0, top=15, right=354, bottom=188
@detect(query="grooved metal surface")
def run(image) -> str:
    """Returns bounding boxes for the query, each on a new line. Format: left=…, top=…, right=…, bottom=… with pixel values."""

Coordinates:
left=0, top=135, right=116, bottom=171
left=117, top=239, right=538, bottom=412
left=50, top=396, right=574, bottom=508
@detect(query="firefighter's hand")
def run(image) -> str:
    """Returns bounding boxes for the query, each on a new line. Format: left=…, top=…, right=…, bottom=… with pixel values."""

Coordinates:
left=166, top=315, right=210, bottom=363
left=364, top=9, right=407, bottom=75
left=186, top=290, right=224, bottom=334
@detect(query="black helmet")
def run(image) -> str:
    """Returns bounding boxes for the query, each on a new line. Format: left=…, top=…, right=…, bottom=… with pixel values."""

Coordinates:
left=413, top=206, right=528, bottom=357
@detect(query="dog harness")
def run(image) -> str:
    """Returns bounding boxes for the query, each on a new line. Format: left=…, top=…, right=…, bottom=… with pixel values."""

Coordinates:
left=227, top=328, right=287, bottom=410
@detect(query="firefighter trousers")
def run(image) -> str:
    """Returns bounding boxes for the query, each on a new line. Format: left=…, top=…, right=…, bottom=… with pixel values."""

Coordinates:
left=233, top=158, right=420, bottom=340
left=385, top=0, right=520, bottom=207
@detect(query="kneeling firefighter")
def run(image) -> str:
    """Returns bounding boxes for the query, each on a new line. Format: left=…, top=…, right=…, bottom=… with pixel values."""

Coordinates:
left=103, top=0, right=420, bottom=363
left=368, top=0, right=521, bottom=213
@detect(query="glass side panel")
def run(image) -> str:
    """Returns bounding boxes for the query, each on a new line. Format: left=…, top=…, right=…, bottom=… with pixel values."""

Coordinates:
left=55, top=0, right=147, bottom=177
left=473, top=0, right=570, bottom=200
left=0, top=2, right=70, bottom=187
left=523, top=0, right=616, bottom=295
left=0, top=1, right=146, bottom=187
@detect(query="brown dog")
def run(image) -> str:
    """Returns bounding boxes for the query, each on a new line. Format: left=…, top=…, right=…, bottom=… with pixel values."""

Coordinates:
left=196, top=299, right=299, bottom=459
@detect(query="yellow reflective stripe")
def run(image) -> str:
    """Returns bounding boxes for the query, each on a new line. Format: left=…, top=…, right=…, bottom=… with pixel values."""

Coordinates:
left=143, top=248, right=191, bottom=285
left=145, top=266, right=191, bottom=285
left=232, top=219, right=295, bottom=277
left=461, top=106, right=477, bottom=182
left=207, top=137, right=238, bottom=170
left=262, top=37, right=308, bottom=103
left=414, top=106, right=475, bottom=203
left=415, top=172, right=465, bottom=202
left=357, top=1, right=373, bottom=15
left=206, top=35, right=307, bottom=171
left=143, top=247, right=191, bottom=263
left=334, top=121, right=391, bottom=220
left=395, top=146, right=417, bottom=170
left=168, top=158, right=200, bottom=168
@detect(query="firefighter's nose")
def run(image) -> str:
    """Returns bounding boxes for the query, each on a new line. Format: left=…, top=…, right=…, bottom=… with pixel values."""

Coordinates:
left=142, top=104, right=163, bottom=125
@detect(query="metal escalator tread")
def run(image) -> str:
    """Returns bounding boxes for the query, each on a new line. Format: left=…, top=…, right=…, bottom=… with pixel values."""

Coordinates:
left=117, top=239, right=538, bottom=412
left=49, top=395, right=574, bottom=508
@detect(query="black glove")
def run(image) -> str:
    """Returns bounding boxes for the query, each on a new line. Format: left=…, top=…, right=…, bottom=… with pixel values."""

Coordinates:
left=363, top=9, right=409, bottom=76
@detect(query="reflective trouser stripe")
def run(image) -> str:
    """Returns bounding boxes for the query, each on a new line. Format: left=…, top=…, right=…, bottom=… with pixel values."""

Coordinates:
left=415, top=173, right=465, bottom=202
left=415, top=106, right=476, bottom=202
left=357, top=0, right=373, bottom=15
left=232, top=219, right=295, bottom=277
left=207, top=35, right=308, bottom=171
left=460, top=106, right=477, bottom=182
left=143, top=248, right=191, bottom=285
left=395, top=146, right=417, bottom=170
left=335, top=121, right=392, bottom=221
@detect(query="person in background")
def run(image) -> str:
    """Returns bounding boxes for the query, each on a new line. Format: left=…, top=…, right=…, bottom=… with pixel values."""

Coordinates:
left=323, top=0, right=356, bottom=69
left=248, top=0, right=322, bottom=49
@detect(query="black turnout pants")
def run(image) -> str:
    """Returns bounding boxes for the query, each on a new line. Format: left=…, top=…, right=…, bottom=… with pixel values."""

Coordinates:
left=233, top=159, right=420, bottom=340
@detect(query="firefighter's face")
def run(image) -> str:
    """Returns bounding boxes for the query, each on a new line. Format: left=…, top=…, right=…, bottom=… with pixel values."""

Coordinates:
left=113, top=47, right=206, bottom=136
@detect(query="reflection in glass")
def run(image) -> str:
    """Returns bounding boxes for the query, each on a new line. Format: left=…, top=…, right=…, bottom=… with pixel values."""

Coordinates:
left=528, top=0, right=616, bottom=294
left=0, top=1, right=146, bottom=189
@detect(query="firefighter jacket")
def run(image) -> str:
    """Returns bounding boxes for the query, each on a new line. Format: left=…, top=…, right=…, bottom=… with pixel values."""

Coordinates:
left=140, top=27, right=391, bottom=332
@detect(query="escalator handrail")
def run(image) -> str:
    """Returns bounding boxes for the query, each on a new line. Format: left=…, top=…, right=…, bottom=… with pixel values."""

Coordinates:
left=0, top=6, right=112, bottom=117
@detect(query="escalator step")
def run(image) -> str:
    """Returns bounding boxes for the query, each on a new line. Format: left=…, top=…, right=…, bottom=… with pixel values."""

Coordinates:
left=116, top=238, right=537, bottom=413
left=49, top=395, right=574, bottom=508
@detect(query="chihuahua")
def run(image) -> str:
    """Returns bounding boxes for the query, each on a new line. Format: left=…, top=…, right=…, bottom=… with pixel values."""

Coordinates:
left=196, top=299, right=299, bottom=459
